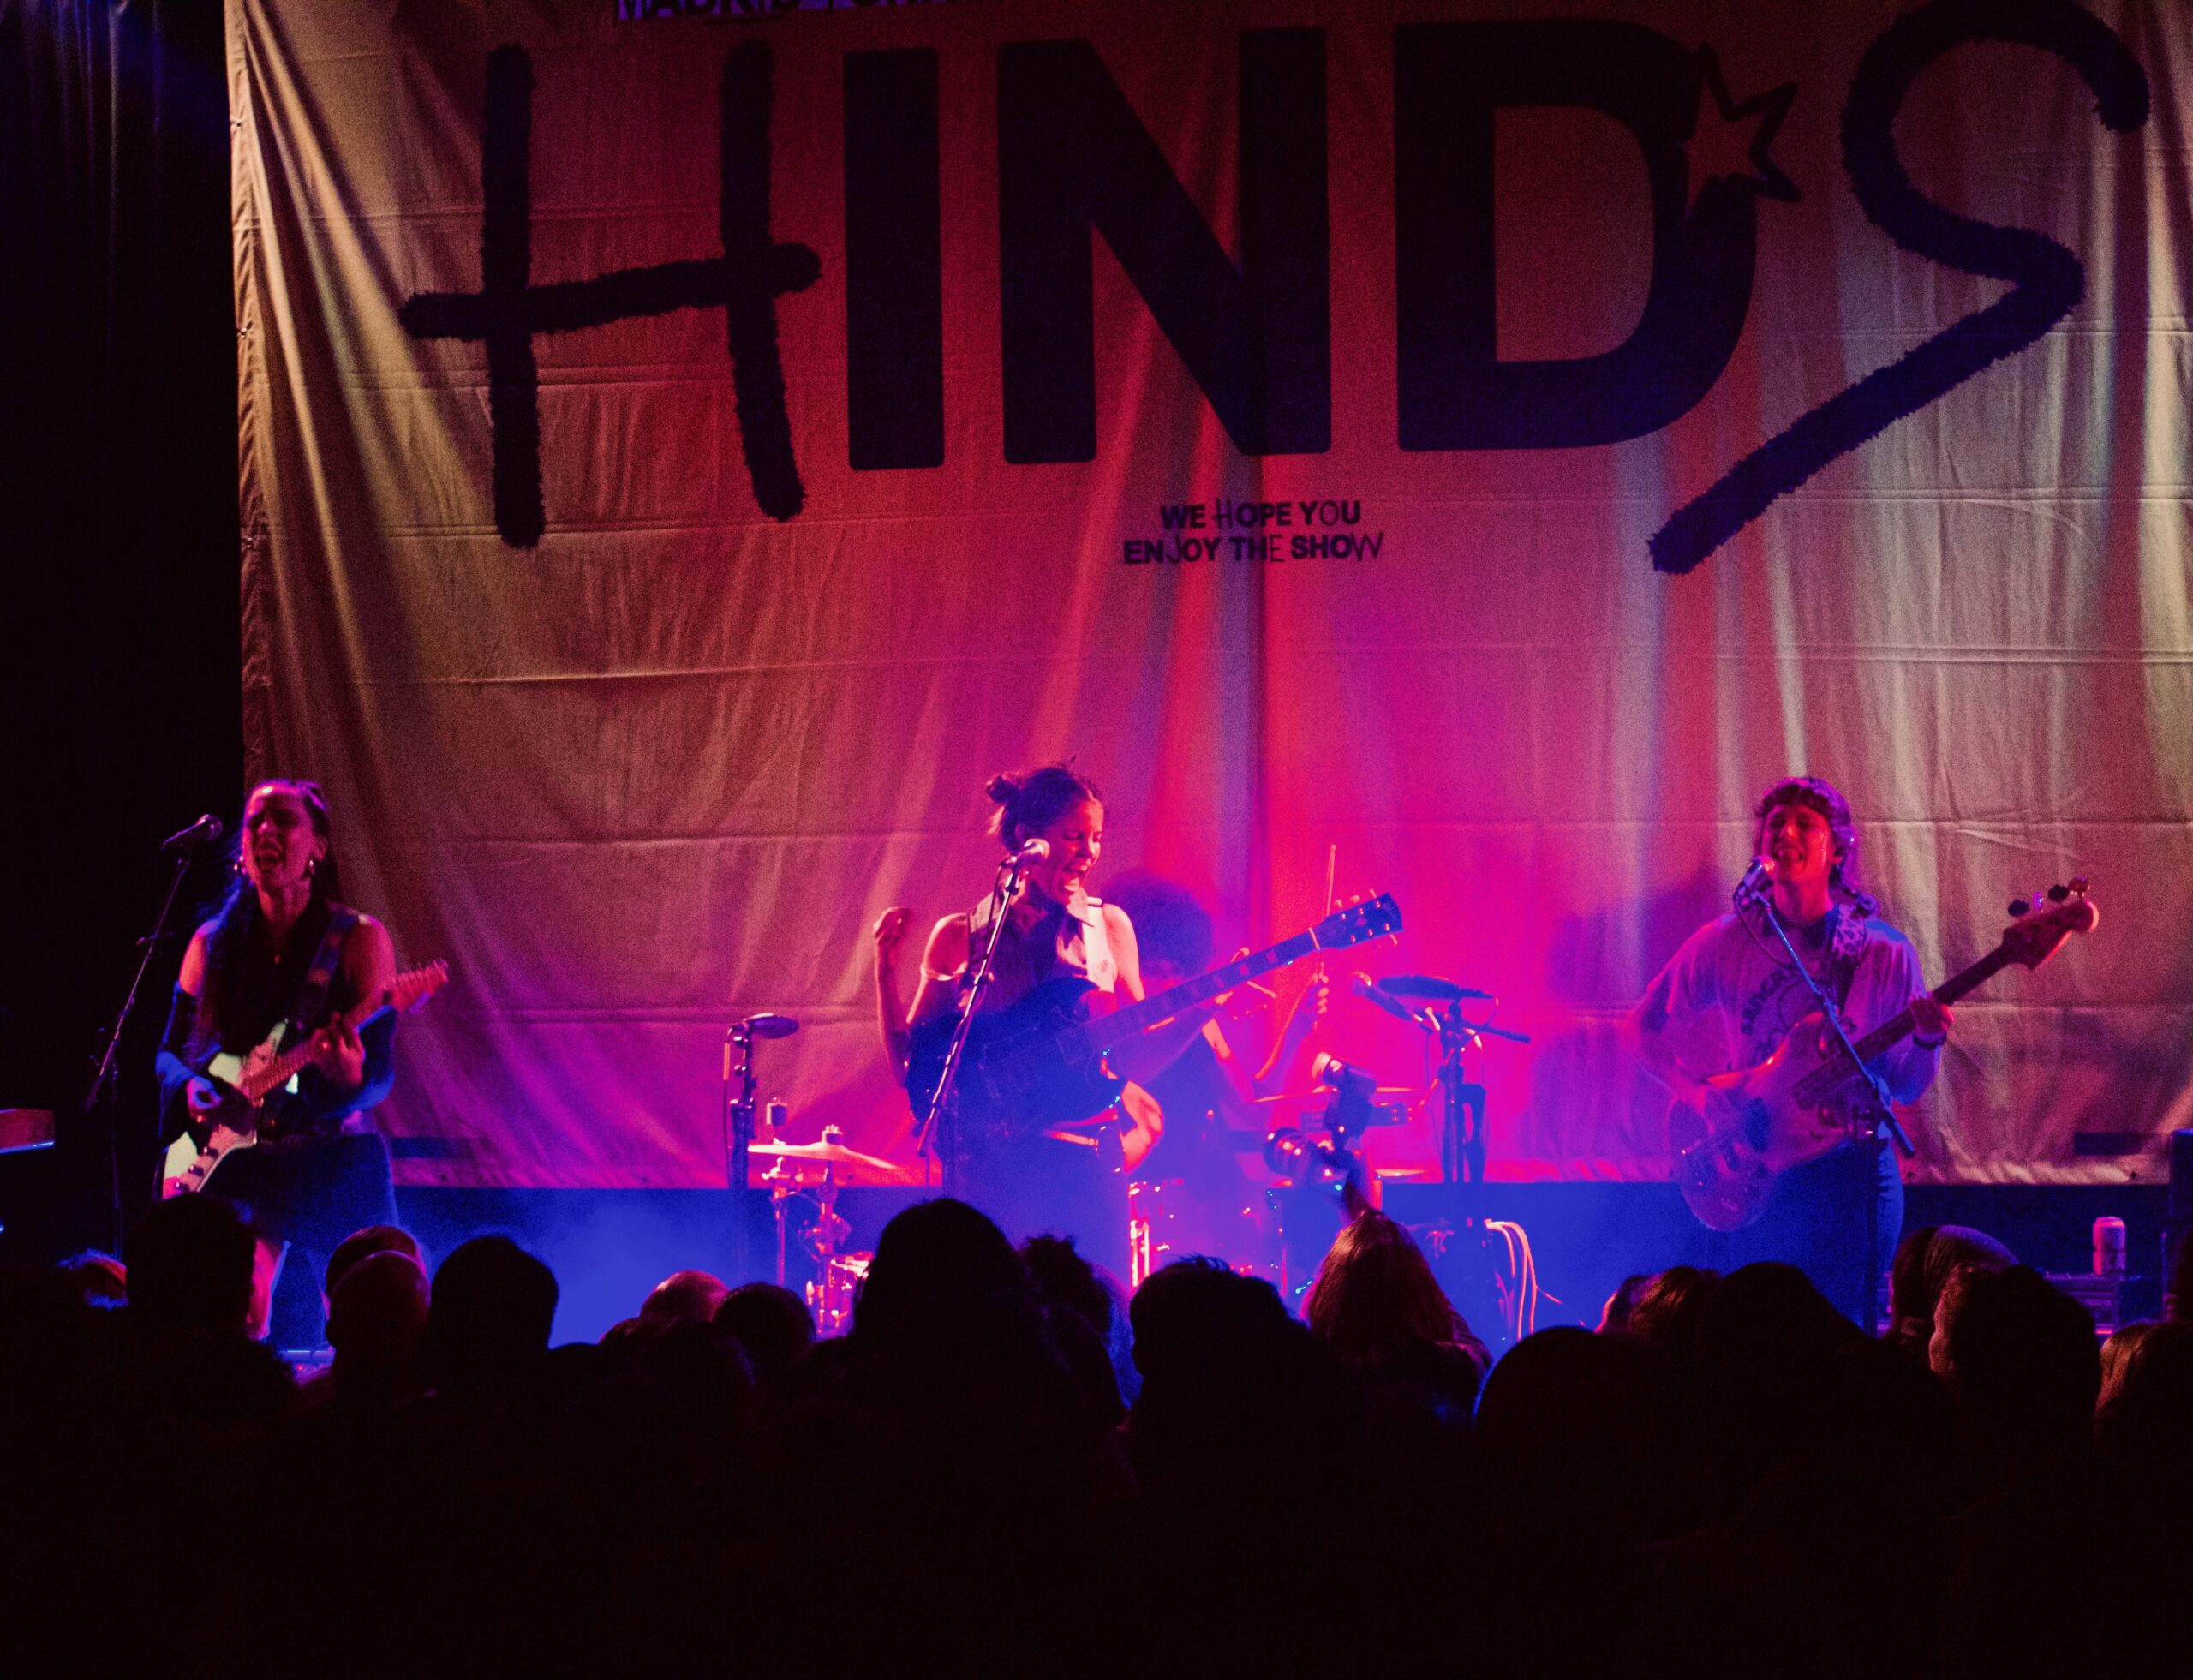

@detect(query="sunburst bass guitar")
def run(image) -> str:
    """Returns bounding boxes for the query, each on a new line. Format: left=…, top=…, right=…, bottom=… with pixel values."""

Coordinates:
left=1670, top=890, right=2097, bottom=1231
left=160, top=960, right=450, bottom=1198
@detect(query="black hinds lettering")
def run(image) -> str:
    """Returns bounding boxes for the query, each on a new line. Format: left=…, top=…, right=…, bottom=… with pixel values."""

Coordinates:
left=402, top=3, right=2146, bottom=568
left=401, top=42, right=820, bottom=543
left=1394, top=21, right=1784, bottom=455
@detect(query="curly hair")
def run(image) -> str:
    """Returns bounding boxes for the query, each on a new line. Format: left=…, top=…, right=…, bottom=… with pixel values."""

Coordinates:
left=1753, top=774, right=1879, bottom=916
left=1101, top=870, right=1213, bottom=976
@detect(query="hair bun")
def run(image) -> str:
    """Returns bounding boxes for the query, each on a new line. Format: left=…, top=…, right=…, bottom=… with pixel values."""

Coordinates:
left=984, top=773, right=1021, bottom=805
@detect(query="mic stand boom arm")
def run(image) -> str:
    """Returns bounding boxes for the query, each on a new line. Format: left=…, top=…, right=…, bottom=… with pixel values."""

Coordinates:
left=1757, top=900, right=1914, bottom=1159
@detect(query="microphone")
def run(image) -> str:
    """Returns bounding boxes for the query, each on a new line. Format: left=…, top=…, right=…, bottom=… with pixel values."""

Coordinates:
left=1005, top=837, right=1051, bottom=869
left=1352, top=972, right=1429, bottom=1028
left=160, top=814, right=225, bottom=851
left=1733, top=858, right=1770, bottom=911
left=735, top=1013, right=799, bottom=1041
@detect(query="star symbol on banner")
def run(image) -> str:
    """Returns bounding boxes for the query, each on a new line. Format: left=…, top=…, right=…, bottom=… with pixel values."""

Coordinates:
left=1688, top=45, right=1799, bottom=210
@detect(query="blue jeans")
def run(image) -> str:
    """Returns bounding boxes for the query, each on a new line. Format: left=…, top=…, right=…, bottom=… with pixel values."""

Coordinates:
left=1706, top=1140, right=1903, bottom=1330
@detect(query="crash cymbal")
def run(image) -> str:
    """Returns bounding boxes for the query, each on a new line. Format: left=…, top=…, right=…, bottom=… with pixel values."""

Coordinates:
left=750, top=1139, right=898, bottom=1173
left=1372, top=1165, right=1430, bottom=1179
left=1244, top=1086, right=1431, bottom=1106
left=1377, top=973, right=1493, bottom=1001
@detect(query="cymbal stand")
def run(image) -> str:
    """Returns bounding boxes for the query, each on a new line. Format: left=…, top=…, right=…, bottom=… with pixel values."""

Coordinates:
left=1383, top=997, right=1526, bottom=1185
left=912, top=849, right=1037, bottom=1196
left=803, top=1146, right=853, bottom=1266
left=1434, top=1003, right=1491, bottom=1185
left=762, top=1130, right=863, bottom=1294
left=762, top=1158, right=798, bottom=1288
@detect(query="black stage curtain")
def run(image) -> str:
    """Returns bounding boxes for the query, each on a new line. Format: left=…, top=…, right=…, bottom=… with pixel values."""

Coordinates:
left=0, top=0, right=240, bottom=1255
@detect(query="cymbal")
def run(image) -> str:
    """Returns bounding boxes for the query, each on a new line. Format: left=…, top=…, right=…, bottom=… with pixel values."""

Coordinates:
left=1244, top=1086, right=1430, bottom=1107
left=750, top=1139, right=898, bottom=1172
left=1373, top=1166, right=1430, bottom=1179
left=1377, top=974, right=1493, bottom=1001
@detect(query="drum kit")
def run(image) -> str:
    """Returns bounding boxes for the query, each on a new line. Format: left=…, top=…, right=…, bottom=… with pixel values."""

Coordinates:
left=750, top=1129, right=895, bottom=1336
left=726, top=967, right=1523, bottom=1326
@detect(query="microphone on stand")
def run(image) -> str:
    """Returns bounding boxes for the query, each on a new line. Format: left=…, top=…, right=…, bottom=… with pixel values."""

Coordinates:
left=159, top=814, right=225, bottom=852
left=1352, top=972, right=1431, bottom=1029
left=1732, top=858, right=1771, bottom=912
left=1005, top=837, right=1051, bottom=869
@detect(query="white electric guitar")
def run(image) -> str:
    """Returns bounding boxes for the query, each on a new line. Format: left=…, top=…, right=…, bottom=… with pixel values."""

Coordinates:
left=160, top=960, right=449, bottom=1198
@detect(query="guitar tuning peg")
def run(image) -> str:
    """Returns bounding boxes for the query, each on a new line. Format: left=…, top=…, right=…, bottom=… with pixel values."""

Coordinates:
left=2046, top=882, right=2070, bottom=904
left=2068, top=876, right=2088, bottom=896
left=2007, top=898, right=2030, bottom=918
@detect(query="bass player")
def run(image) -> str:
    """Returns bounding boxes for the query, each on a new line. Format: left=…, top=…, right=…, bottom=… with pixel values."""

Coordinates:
left=1621, top=775, right=1953, bottom=1324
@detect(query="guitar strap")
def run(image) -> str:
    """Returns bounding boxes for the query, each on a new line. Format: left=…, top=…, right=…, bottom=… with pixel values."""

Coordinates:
left=1827, top=944, right=1860, bottom=1018
left=285, top=904, right=360, bottom=1045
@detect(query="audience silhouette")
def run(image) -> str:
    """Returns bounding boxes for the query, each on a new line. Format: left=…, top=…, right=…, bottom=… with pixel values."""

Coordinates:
left=0, top=1193, right=2179, bottom=1671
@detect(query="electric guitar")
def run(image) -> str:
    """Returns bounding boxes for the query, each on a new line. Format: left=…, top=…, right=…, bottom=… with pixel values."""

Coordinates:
left=1670, top=889, right=2097, bottom=1231
left=160, top=960, right=450, bottom=1198
left=906, top=894, right=1402, bottom=1142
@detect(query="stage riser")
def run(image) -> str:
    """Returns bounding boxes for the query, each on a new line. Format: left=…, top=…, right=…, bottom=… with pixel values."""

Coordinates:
left=382, top=1181, right=2171, bottom=1347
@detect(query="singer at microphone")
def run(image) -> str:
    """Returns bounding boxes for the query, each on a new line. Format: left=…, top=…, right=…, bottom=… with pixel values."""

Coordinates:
left=893, top=763, right=1169, bottom=1277
left=1003, top=836, right=1051, bottom=870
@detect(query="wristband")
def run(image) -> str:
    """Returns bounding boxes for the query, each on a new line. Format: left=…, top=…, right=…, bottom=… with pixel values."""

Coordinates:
left=1913, top=1031, right=1945, bottom=1051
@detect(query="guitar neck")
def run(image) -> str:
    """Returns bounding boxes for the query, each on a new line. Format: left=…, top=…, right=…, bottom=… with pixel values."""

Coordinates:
left=240, top=996, right=391, bottom=1103
left=1833, top=944, right=2014, bottom=1073
left=1077, top=931, right=1321, bottom=1053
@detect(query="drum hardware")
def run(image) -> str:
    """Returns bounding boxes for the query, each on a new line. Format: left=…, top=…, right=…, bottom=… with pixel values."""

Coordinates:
left=1376, top=974, right=1495, bottom=1002
left=749, top=1135, right=898, bottom=1171
left=752, top=1124, right=887, bottom=1294
left=811, top=1251, right=872, bottom=1337
left=1358, top=972, right=1528, bottom=1183
left=1243, top=1085, right=1424, bottom=1107
left=1127, top=1176, right=1279, bottom=1290
left=1257, top=1052, right=1425, bottom=1295
left=723, top=1013, right=799, bottom=1194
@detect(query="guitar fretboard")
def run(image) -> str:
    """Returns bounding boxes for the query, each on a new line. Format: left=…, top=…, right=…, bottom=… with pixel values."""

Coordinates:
left=1791, top=945, right=2013, bottom=1107
left=236, top=966, right=442, bottom=1102
left=1070, top=930, right=1323, bottom=1055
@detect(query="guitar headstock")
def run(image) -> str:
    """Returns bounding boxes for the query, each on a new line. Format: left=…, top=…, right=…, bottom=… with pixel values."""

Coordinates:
left=1312, top=893, right=1402, bottom=950
left=2000, top=882, right=2098, bottom=971
left=389, top=960, right=451, bottom=1013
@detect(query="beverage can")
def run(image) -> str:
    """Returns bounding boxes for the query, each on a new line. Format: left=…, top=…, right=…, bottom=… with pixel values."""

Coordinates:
left=2094, top=1215, right=2128, bottom=1276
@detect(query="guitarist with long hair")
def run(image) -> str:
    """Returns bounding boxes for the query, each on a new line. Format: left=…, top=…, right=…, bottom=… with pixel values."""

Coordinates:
left=154, top=779, right=402, bottom=1326
left=1622, top=776, right=1954, bottom=1324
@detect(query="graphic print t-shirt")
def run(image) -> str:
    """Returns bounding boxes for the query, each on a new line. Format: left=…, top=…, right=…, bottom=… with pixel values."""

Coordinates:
left=1636, top=906, right=1938, bottom=1106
